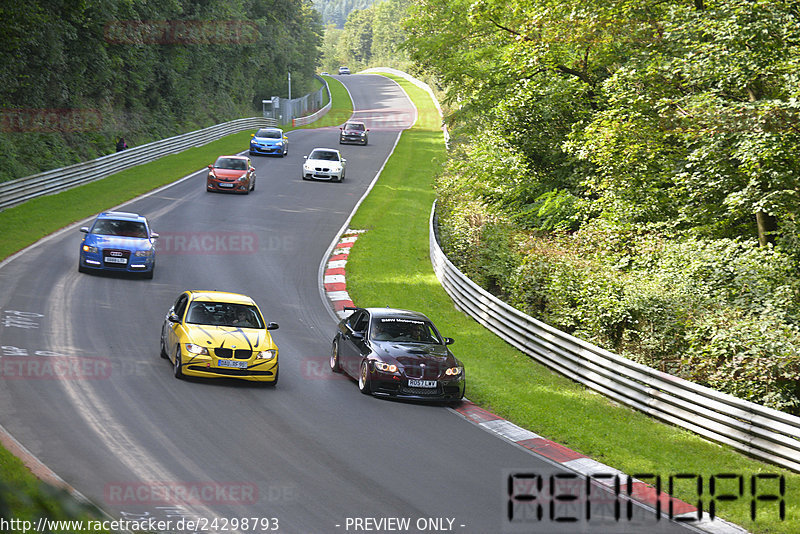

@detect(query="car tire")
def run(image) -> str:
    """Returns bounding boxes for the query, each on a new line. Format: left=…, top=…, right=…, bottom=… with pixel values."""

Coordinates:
left=159, top=332, right=168, bottom=359
left=173, top=346, right=184, bottom=379
left=143, top=267, right=154, bottom=280
left=330, top=339, right=342, bottom=373
left=78, top=263, right=87, bottom=274
left=358, top=360, right=371, bottom=394
left=251, top=178, right=256, bottom=192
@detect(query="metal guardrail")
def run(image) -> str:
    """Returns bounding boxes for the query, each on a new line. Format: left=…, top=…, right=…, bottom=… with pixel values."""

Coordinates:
left=429, top=202, right=800, bottom=473
left=0, top=116, right=276, bottom=211
left=293, top=75, right=332, bottom=127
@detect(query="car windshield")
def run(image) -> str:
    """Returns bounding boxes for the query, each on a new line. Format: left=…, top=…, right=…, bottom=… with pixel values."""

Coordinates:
left=256, top=129, right=281, bottom=139
left=370, top=317, right=442, bottom=344
left=215, top=157, right=248, bottom=170
left=185, top=302, right=264, bottom=329
left=346, top=123, right=365, bottom=131
left=309, top=150, right=339, bottom=161
left=91, top=219, right=148, bottom=238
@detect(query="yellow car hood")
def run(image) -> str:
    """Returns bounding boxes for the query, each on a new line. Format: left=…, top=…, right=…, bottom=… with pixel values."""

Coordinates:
left=184, top=324, right=274, bottom=350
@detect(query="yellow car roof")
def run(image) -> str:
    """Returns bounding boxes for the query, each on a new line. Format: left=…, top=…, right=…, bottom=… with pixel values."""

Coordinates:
left=187, top=290, right=256, bottom=305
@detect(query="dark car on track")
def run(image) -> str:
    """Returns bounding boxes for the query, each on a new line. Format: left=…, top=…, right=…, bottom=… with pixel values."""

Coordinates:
left=78, top=211, right=159, bottom=278
left=339, top=121, right=369, bottom=146
left=331, top=307, right=465, bottom=402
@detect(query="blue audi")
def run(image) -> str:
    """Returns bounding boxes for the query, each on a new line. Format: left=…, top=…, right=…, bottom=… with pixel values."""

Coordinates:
left=78, top=211, right=159, bottom=279
left=249, top=127, right=288, bottom=157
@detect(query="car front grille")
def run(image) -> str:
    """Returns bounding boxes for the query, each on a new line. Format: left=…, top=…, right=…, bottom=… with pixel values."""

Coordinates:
left=188, top=365, right=273, bottom=376
left=102, top=249, right=131, bottom=267
left=214, top=348, right=252, bottom=359
left=402, top=365, right=439, bottom=380
left=399, top=385, right=442, bottom=396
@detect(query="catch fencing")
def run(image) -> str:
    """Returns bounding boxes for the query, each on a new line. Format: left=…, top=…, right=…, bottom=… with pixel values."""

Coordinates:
left=429, top=202, right=800, bottom=473
left=0, top=117, right=276, bottom=211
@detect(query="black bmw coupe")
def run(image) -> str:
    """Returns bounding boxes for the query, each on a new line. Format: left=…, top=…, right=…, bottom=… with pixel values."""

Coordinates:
left=331, top=307, right=465, bottom=403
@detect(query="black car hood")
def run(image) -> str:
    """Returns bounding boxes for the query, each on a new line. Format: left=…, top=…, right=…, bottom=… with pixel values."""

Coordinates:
left=372, top=342, right=456, bottom=365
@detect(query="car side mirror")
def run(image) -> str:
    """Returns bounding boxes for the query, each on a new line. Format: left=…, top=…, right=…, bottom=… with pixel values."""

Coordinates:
left=168, top=313, right=180, bottom=323
left=251, top=133, right=255, bottom=138
left=267, top=322, right=279, bottom=330
left=151, top=232, right=160, bottom=239
left=80, top=226, right=89, bottom=233
left=352, top=331, right=364, bottom=340
left=207, top=164, right=213, bottom=169
left=342, top=158, right=347, bottom=164
left=303, top=155, right=308, bottom=160
left=250, top=167, right=255, bottom=172
left=340, top=127, right=344, bottom=130
left=444, top=337, right=454, bottom=345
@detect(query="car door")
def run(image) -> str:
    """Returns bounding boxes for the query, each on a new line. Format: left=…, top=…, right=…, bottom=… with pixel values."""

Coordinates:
left=340, top=310, right=369, bottom=376
left=165, top=293, right=189, bottom=357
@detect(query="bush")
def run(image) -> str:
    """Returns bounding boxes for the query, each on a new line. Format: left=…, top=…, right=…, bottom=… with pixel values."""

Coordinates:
left=438, top=212, right=800, bottom=413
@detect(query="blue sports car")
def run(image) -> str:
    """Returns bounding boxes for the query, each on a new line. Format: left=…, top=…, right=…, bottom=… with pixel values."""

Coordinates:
left=249, top=128, right=288, bottom=157
left=78, top=211, right=159, bottom=279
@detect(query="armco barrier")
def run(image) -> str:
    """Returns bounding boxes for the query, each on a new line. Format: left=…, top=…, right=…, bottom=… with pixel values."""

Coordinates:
left=0, top=116, right=276, bottom=211
left=430, top=202, right=800, bottom=473
left=293, top=75, right=332, bottom=127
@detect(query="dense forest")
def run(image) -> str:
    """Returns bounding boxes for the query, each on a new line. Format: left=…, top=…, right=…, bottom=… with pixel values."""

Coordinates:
left=319, top=0, right=410, bottom=72
left=0, top=0, right=323, bottom=182
left=330, top=0, right=800, bottom=412
left=312, top=0, right=378, bottom=28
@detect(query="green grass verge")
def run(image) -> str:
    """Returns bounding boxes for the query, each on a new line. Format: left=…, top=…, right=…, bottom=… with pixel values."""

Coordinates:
left=0, top=77, right=353, bottom=262
left=0, top=447, right=110, bottom=531
left=0, top=78, right=353, bottom=519
left=344, top=73, right=798, bottom=534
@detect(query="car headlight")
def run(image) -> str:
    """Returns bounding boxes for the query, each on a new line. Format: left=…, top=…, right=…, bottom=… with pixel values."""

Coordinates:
left=82, top=244, right=98, bottom=253
left=184, top=343, right=209, bottom=355
left=257, top=349, right=277, bottom=360
left=134, top=249, right=153, bottom=257
left=445, top=366, right=463, bottom=376
left=374, top=361, right=398, bottom=373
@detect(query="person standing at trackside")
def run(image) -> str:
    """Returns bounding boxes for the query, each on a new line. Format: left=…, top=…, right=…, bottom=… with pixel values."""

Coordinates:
left=116, top=137, right=127, bottom=152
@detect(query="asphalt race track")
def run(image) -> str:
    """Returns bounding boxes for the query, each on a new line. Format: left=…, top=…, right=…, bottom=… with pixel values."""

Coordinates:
left=0, top=75, right=699, bottom=533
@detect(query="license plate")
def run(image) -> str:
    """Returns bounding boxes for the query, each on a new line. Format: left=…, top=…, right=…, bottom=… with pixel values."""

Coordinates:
left=408, top=379, right=437, bottom=388
left=219, top=182, right=234, bottom=188
left=218, top=359, right=247, bottom=369
left=104, top=256, right=127, bottom=264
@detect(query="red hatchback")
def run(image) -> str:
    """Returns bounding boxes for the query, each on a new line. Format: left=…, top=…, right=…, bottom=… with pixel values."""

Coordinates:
left=206, top=155, right=256, bottom=194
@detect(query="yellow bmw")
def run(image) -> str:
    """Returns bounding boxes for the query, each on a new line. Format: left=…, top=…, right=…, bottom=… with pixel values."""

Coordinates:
left=160, top=290, right=279, bottom=384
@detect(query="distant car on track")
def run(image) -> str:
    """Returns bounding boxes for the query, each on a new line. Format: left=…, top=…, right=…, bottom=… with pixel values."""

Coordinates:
left=338, top=66, right=351, bottom=75
left=160, top=290, right=279, bottom=383
left=78, top=211, right=158, bottom=279
left=302, top=148, right=346, bottom=182
left=339, top=121, right=369, bottom=146
left=207, top=155, right=256, bottom=193
left=331, top=307, right=465, bottom=403
left=249, top=127, right=288, bottom=157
